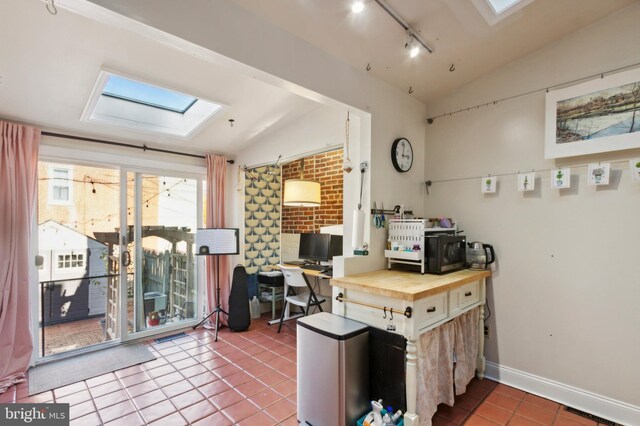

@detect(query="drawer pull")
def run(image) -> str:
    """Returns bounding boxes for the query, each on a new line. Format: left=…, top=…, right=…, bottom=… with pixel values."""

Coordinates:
left=427, top=307, right=436, bottom=313
left=464, top=291, right=472, bottom=297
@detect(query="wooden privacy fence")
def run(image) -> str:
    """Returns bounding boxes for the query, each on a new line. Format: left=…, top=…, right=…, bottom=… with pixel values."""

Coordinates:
left=143, top=249, right=195, bottom=320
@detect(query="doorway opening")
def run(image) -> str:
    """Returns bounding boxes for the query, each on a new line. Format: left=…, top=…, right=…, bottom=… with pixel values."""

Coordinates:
left=36, top=161, right=201, bottom=359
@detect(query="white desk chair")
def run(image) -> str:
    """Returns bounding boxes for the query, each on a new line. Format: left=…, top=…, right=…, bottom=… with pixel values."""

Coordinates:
left=277, top=265, right=325, bottom=333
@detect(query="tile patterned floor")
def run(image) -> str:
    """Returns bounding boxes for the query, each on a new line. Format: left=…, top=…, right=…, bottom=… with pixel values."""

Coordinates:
left=431, top=379, right=612, bottom=426
left=1, top=314, right=614, bottom=425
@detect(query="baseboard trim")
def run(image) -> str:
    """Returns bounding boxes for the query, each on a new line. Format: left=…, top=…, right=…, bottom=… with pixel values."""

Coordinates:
left=485, top=361, right=640, bottom=426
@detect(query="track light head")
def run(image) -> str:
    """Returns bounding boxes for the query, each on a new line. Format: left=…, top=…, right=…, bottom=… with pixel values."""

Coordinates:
left=351, top=0, right=364, bottom=13
left=406, top=32, right=419, bottom=58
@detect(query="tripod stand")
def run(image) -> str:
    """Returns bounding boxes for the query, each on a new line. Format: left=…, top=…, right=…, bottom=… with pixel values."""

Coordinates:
left=193, top=255, right=227, bottom=341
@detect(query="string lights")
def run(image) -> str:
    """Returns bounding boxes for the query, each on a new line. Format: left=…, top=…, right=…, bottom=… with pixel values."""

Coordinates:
left=39, top=174, right=192, bottom=229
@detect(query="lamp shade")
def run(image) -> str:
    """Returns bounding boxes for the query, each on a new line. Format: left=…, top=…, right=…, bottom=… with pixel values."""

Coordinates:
left=283, top=179, right=321, bottom=207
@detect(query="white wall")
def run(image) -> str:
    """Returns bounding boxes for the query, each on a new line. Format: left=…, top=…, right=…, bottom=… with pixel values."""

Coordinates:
left=425, top=3, right=640, bottom=420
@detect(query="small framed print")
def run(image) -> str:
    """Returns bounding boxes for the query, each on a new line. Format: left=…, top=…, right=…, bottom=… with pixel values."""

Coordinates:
left=631, top=158, right=640, bottom=183
left=517, top=172, right=535, bottom=192
left=481, top=176, right=496, bottom=193
left=588, top=163, right=610, bottom=186
left=551, top=168, right=570, bottom=189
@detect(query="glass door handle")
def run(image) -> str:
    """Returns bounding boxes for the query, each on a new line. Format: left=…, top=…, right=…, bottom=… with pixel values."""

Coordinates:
left=122, top=251, right=131, bottom=267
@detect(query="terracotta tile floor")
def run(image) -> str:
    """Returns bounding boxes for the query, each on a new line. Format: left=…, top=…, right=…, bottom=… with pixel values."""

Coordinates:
left=2, top=314, right=612, bottom=425
left=432, top=378, right=612, bottom=426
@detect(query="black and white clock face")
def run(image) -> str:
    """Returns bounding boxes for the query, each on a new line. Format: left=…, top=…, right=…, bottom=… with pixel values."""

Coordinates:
left=391, top=138, right=413, bottom=172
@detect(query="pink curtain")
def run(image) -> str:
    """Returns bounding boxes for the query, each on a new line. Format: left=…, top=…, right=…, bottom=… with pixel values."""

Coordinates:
left=416, top=322, right=455, bottom=425
left=205, top=155, right=230, bottom=326
left=453, top=306, right=480, bottom=395
left=0, top=122, right=40, bottom=393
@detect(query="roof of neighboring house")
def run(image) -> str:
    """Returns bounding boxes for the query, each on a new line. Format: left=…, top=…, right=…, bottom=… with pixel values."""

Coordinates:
left=39, top=219, right=106, bottom=246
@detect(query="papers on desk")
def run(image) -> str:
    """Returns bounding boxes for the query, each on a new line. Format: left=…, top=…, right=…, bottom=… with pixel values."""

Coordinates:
left=259, top=271, right=283, bottom=277
left=261, top=290, right=283, bottom=300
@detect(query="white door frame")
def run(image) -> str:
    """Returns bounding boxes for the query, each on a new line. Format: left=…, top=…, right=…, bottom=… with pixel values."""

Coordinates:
left=119, top=167, right=204, bottom=343
left=34, top=143, right=205, bottom=362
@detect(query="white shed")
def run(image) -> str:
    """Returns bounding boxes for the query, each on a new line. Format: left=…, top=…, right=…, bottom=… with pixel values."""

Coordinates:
left=38, top=220, right=108, bottom=322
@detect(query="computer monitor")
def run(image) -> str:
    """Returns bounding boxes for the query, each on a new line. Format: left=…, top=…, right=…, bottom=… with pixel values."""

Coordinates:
left=298, top=233, right=331, bottom=262
left=329, top=234, right=343, bottom=258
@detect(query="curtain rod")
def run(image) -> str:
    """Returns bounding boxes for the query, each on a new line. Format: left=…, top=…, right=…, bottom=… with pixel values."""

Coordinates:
left=41, top=131, right=235, bottom=164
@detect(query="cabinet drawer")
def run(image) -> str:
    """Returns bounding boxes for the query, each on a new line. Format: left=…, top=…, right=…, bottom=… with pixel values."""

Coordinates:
left=414, top=292, right=448, bottom=331
left=459, top=281, right=480, bottom=309
left=449, top=280, right=481, bottom=316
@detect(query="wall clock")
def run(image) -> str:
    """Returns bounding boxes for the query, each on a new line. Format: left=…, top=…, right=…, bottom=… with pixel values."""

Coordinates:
left=391, top=138, right=413, bottom=172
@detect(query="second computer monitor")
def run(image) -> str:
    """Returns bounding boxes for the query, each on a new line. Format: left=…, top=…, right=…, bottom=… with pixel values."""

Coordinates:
left=298, top=233, right=331, bottom=262
left=298, top=233, right=342, bottom=263
left=329, top=234, right=343, bottom=258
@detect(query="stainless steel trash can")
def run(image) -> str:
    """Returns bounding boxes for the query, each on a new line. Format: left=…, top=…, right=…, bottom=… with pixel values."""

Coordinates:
left=297, top=312, right=369, bottom=426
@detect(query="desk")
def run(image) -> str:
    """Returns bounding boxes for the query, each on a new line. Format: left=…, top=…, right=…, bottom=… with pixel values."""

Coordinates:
left=278, top=264, right=331, bottom=279
left=267, top=264, right=331, bottom=325
left=331, top=268, right=490, bottom=426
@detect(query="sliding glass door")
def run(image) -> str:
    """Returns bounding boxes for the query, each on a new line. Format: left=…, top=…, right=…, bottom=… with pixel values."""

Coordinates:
left=36, top=160, right=202, bottom=359
left=126, top=172, right=200, bottom=336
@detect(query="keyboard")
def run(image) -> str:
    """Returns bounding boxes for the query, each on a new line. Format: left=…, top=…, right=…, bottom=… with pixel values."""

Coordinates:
left=301, top=264, right=325, bottom=271
left=285, top=260, right=306, bottom=266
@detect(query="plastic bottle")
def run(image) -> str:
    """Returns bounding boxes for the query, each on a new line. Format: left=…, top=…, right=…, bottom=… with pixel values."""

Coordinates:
left=250, top=296, right=261, bottom=319
left=370, top=400, right=384, bottom=425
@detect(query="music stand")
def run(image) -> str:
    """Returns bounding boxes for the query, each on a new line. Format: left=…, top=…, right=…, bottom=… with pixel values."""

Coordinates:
left=193, top=228, right=239, bottom=341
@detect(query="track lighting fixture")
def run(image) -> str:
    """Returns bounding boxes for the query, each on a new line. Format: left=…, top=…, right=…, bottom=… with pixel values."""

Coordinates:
left=370, top=0, right=434, bottom=56
left=406, top=33, right=420, bottom=58
left=351, top=0, right=365, bottom=13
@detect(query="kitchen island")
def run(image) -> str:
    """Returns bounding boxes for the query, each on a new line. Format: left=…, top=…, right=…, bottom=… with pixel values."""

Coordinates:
left=330, top=268, right=491, bottom=426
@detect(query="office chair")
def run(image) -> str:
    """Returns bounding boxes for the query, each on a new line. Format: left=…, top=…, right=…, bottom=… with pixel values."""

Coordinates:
left=277, top=265, right=325, bottom=333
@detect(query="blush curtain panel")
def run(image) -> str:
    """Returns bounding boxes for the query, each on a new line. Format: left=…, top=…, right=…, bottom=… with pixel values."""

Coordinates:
left=416, top=306, right=481, bottom=425
left=205, top=155, right=230, bottom=327
left=0, top=121, right=40, bottom=393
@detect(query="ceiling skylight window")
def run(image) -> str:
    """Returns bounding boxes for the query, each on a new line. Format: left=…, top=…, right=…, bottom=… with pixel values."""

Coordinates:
left=471, top=0, right=533, bottom=25
left=102, top=75, right=197, bottom=114
left=82, top=71, right=225, bottom=139
left=486, top=0, right=522, bottom=14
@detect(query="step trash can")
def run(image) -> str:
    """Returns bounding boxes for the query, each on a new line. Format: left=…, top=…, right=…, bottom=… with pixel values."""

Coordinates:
left=297, top=312, right=369, bottom=426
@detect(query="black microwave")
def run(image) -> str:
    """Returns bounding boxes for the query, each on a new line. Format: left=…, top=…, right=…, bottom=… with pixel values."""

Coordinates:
left=425, top=235, right=466, bottom=274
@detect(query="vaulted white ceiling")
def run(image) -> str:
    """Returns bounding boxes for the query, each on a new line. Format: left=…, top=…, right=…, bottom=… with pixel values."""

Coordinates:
left=0, top=0, right=636, bottom=155
left=230, top=0, right=636, bottom=103
left=0, top=0, right=324, bottom=155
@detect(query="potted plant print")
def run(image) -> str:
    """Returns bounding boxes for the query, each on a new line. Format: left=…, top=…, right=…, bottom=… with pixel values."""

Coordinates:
left=485, top=179, right=492, bottom=191
left=588, top=162, right=610, bottom=186
left=592, top=167, right=605, bottom=184
left=556, top=169, right=564, bottom=186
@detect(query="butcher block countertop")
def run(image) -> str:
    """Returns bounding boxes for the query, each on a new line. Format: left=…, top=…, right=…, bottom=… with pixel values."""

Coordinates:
left=330, top=268, right=491, bottom=302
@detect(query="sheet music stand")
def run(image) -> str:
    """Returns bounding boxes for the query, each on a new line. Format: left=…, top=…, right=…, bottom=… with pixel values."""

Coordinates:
left=193, top=228, right=239, bottom=341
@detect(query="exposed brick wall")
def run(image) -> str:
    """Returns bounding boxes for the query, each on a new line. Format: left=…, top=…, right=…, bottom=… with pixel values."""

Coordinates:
left=281, top=149, right=343, bottom=234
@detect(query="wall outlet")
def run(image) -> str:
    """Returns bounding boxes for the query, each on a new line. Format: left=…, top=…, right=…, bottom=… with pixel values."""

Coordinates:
left=484, top=325, right=489, bottom=339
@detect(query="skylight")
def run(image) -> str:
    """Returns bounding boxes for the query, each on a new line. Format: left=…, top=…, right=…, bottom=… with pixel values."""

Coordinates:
left=102, top=75, right=197, bottom=114
left=471, top=0, right=534, bottom=25
left=486, top=0, right=522, bottom=14
left=82, top=71, right=225, bottom=139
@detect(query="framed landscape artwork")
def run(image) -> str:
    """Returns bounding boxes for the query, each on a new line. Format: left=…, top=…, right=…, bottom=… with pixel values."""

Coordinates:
left=545, top=67, right=640, bottom=159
